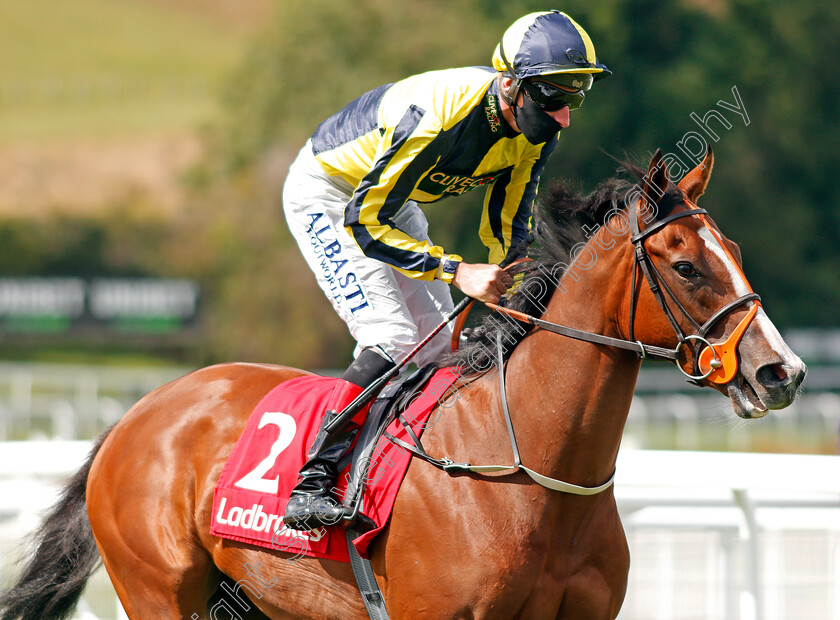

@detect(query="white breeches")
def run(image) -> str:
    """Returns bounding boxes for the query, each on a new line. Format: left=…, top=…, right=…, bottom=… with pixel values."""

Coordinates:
left=282, top=141, right=454, bottom=366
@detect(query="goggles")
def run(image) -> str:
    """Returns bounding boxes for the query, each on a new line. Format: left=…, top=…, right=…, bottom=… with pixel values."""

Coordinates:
left=521, top=73, right=592, bottom=111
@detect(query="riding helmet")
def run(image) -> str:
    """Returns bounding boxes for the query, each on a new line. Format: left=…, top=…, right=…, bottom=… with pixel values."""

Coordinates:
left=493, top=10, right=611, bottom=104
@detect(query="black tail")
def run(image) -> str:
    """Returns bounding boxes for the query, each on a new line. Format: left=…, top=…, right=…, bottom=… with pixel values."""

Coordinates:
left=0, top=428, right=113, bottom=620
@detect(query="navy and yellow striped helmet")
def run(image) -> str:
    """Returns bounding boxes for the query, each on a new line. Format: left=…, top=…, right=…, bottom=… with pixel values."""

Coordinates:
left=493, top=11, right=611, bottom=84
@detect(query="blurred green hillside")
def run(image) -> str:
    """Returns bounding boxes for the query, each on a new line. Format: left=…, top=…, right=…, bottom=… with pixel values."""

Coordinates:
left=2, top=0, right=839, bottom=369
left=0, top=0, right=260, bottom=142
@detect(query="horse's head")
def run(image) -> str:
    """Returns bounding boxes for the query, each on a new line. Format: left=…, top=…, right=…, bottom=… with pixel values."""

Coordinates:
left=626, top=148, right=806, bottom=418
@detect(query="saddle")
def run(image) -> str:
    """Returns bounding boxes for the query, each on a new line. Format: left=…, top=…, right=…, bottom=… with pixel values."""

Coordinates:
left=210, top=364, right=460, bottom=561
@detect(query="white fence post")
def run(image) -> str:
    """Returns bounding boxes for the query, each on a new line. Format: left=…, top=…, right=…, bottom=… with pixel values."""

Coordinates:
left=10, top=371, right=32, bottom=436
left=733, top=489, right=762, bottom=620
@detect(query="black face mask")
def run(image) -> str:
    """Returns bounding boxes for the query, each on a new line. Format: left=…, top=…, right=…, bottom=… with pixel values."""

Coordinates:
left=512, top=92, right=563, bottom=144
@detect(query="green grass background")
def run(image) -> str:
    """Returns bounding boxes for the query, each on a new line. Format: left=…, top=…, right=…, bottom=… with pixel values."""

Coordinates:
left=0, top=0, right=250, bottom=142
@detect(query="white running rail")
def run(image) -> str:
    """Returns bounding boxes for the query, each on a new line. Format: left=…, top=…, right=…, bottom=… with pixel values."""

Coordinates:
left=1, top=445, right=839, bottom=620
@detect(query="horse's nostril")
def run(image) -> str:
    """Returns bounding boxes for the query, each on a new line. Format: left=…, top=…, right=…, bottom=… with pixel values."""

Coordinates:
left=795, top=363, right=808, bottom=389
left=756, top=363, right=789, bottom=388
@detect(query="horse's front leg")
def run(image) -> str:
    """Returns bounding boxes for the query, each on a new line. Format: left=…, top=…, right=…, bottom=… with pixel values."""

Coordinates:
left=555, top=501, right=630, bottom=620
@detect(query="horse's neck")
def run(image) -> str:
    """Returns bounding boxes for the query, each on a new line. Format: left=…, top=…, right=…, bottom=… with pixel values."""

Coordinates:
left=505, top=243, right=640, bottom=488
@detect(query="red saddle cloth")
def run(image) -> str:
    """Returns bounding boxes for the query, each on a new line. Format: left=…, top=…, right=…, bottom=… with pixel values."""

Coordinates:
left=210, top=367, right=460, bottom=562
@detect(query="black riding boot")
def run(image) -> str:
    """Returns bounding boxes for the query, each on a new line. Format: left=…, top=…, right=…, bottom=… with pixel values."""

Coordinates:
left=283, top=410, right=361, bottom=531
left=283, top=348, right=394, bottom=532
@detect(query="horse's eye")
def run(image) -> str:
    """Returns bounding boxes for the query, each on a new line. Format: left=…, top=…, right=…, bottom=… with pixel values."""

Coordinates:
left=674, top=261, right=700, bottom=279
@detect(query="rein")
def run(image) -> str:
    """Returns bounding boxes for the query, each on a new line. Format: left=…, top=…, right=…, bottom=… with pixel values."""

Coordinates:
left=486, top=206, right=762, bottom=385
left=388, top=204, right=763, bottom=497
left=484, top=302, right=678, bottom=361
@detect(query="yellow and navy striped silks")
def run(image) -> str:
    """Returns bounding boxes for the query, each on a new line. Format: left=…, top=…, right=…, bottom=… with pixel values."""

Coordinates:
left=311, top=66, right=556, bottom=283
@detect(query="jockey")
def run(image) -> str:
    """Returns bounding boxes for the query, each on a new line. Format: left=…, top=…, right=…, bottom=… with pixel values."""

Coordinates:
left=282, top=10, right=610, bottom=530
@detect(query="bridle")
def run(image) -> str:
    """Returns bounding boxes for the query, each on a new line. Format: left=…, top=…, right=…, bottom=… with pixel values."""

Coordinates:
left=627, top=202, right=761, bottom=384
left=392, top=198, right=763, bottom=498
left=488, top=199, right=762, bottom=387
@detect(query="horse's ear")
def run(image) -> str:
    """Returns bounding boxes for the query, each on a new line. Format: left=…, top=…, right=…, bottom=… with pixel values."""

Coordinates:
left=678, top=145, right=714, bottom=203
left=641, top=149, right=669, bottom=209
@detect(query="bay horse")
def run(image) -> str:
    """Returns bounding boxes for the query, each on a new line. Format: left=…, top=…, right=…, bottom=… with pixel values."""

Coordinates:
left=0, top=149, right=805, bottom=620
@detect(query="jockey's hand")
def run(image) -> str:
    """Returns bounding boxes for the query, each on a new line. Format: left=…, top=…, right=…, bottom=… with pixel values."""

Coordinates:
left=452, top=262, right=513, bottom=304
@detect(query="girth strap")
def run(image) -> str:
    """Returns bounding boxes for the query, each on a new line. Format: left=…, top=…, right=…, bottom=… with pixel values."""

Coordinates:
left=346, top=528, right=389, bottom=620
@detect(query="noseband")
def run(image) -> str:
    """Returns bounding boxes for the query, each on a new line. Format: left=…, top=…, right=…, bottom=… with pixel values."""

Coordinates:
left=489, top=201, right=761, bottom=387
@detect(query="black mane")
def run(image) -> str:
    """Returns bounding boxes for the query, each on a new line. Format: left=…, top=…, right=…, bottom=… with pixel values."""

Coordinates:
left=439, top=163, right=685, bottom=375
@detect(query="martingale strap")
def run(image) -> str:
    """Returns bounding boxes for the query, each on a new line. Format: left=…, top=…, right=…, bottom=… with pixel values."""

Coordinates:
left=385, top=333, right=616, bottom=496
